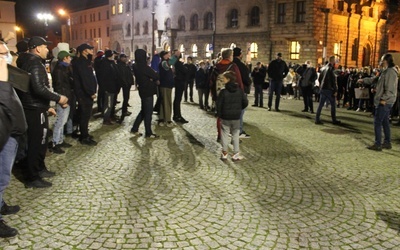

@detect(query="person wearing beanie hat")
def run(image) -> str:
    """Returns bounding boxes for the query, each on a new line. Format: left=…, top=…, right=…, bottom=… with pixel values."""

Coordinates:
left=267, top=52, right=289, bottom=111
left=49, top=50, right=74, bottom=154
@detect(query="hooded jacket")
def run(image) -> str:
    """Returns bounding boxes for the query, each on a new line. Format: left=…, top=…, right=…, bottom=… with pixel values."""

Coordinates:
left=51, top=61, right=73, bottom=99
left=217, top=81, right=248, bottom=120
left=97, top=58, right=119, bottom=93
left=17, top=53, right=61, bottom=110
left=73, top=55, right=97, bottom=99
left=132, top=49, right=159, bottom=98
left=210, top=59, right=244, bottom=100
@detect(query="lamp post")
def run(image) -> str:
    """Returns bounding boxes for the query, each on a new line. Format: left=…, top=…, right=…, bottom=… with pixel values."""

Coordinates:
left=14, top=26, right=24, bottom=39
left=37, top=13, right=54, bottom=38
left=58, top=9, right=72, bottom=45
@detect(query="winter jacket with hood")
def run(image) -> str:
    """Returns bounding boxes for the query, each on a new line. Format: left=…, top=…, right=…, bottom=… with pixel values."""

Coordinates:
left=233, top=57, right=251, bottom=94
left=217, top=81, right=248, bottom=120
left=51, top=61, right=73, bottom=99
left=210, top=59, right=244, bottom=100
left=132, top=49, right=159, bottom=98
left=97, top=58, right=119, bottom=93
left=17, top=53, right=61, bottom=110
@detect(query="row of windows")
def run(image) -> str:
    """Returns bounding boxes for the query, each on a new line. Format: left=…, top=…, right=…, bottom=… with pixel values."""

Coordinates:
left=277, top=1, right=306, bottom=24
left=72, top=11, right=109, bottom=25
left=71, top=27, right=110, bottom=40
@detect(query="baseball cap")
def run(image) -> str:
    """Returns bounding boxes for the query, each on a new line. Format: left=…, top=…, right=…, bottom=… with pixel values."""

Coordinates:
left=77, top=43, right=94, bottom=52
left=57, top=50, right=74, bottom=60
left=28, top=36, right=52, bottom=49
left=119, top=53, right=128, bottom=59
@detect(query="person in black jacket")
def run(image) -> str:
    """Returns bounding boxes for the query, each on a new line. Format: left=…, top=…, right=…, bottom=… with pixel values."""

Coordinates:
left=116, top=53, right=134, bottom=119
left=217, top=71, right=248, bottom=162
left=195, top=61, right=209, bottom=110
left=251, top=62, right=267, bottom=107
left=172, top=49, right=189, bottom=124
left=16, top=37, right=69, bottom=188
left=0, top=46, right=27, bottom=237
left=184, top=56, right=197, bottom=102
left=131, top=49, right=160, bottom=137
left=93, top=50, right=104, bottom=113
left=267, top=53, right=289, bottom=111
left=49, top=50, right=74, bottom=154
left=73, top=43, right=97, bottom=145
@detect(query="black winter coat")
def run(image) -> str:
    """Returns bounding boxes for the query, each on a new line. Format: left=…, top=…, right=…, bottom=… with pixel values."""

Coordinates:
left=0, top=81, right=27, bottom=150
left=132, top=49, right=159, bottom=98
left=17, top=53, right=61, bottom=110
left=174, top=60, right=188, bottom=84
left=185, top=63, right=197, bottom=82
left=195, top=68, right=208, bottom=89
left=268, top=58, right=289, bottom=81
left=51, top=62, right=73, bottom=99
left=116, top=61, right=134, bottom=87
left=233, top=57, right=251, bottom=94
left=251, top=66, right=267, bottom=85
left=217, top=82, right=248, bottom=120
left=73, top=56, right=97, bottom=99
left=97, top=59, right=119, bottom=93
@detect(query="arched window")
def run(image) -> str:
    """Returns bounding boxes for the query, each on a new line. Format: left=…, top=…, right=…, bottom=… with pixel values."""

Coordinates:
left=230, top=9, right=238, bottom=28
left=178, top=16, right=186, bottom=30
left=118, top=0, right=123, bottom=14
left=135, top=0, right=139, bottom=10
left=250, top=6, right=260, bottom=26
left=205, top=44, right=212, bottom=58
left=165, top=18, right=171, bottom=30
left=126, top=23, right=131, bottom=37
left=164, top=43, right=170, bottom=51
left=126, top=0, right=131, bottom=12
left=192, top=44, right=198, bottom=57
left=250, top=42, right=258, bottom=59
left=135, top=22, right=140, bottom=35
left=143, top=21, right=149, bottom=35
left=190, top=14, right=198, bottom=30
left=204, top=12, right=213, bottom=30
left=143, top=0, right=148, bottom=8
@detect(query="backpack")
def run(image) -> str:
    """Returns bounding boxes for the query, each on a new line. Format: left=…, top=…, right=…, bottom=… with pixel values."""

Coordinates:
left=210, top=63, right=234, bottom=101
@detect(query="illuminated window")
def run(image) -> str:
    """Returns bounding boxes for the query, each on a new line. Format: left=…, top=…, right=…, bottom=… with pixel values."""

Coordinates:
left=250, top=42, right=258, bottom=59
left=192, top=44, right=198, bottom=57
left=290, top=41, right=300, bottom=60
left=230, top=9, right=238, bottom=28
left=118, top=0, right=123, bottom=14
left=179, top=44, right=185, bottom=53
left=205, top=44, right=212, bottom=58
left=334, top=43, right=340, bottom=56
left=190, top=14, right=198, bottom=30
left=296, top=1, right=306, bottom=23
left=250, top=6, right=260, bottom=26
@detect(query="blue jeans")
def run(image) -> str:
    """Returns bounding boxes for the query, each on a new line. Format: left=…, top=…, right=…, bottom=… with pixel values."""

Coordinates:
left=316, top=89, right=337, bottom=122
left=53, top=104, right=70, bottom=145
left=0, top=137, right=18, bottom=219
left=374, top=104, right=392, bottom=146
left=268, top=80, right=283, bottom=109
left=132, top=96, right=154, bottom=136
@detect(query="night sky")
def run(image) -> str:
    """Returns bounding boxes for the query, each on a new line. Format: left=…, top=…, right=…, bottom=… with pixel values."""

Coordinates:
left=14, top=0, right=108, bottom=37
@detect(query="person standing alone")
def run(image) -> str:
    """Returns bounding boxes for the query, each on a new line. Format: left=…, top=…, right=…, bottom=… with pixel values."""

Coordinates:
left=267, top=53, right=289, bottom=111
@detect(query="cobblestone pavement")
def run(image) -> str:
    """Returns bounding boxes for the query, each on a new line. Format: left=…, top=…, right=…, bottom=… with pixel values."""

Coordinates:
left=1, top=90, right=400, bottom=250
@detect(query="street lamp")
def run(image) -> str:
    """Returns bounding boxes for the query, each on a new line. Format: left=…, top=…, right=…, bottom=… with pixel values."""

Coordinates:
left=58, top=9, right=72, bottom=45
left=14, top=26, right=24, bottom=39
left=37, top=13, right=54, bottom=38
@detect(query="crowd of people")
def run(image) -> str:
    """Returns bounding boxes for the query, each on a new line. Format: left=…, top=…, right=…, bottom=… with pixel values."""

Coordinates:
left=0, top=31, right=398, bottom=237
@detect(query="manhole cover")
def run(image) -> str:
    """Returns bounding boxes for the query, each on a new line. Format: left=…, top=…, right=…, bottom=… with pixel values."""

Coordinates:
left=321, top=128, right=352, bottom=135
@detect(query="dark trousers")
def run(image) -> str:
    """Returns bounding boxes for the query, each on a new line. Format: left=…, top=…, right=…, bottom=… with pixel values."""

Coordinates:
left=198, top=88, right=209, bottom=109
left=184, top=80, right=194, bottom=101
left=97, top=85, right=105, bottom=113
left=77, top=97, right=93, bottom=139
left=21, top=108, right=48, bottom=181
left=316, top=89, right=337, bottom=122
left=254, top=84, right=263, bottom=107
left=301, top=86, right=314, bottom=112
left=132, top=96, right=154, bottom=136
left=104, top=91, right=116, bottom=121
left=268, top=80, right=283, bottom=109
left=122, top=84, right=131, bottom=113
left=153, top=86, right=162, bottom=114
left=374, top=104, right=393, bottom=145
left=173, top=80, right=185, bottom=119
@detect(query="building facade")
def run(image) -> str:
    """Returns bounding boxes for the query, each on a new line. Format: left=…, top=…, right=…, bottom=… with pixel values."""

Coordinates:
left=0, top=0, right=17, bottom=52
left=70, top=4, right=111, bottom=52
left=109, top=0, right=388, bottom=67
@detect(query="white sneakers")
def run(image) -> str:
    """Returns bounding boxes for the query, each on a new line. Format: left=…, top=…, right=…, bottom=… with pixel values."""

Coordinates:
left=221, top=152, right=244, bottom=161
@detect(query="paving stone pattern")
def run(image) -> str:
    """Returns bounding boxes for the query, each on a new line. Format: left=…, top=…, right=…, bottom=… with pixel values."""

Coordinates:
left=1, top=90, right=399, bottom=249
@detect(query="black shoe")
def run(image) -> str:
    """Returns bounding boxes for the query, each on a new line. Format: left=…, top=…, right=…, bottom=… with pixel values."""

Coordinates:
left=367, top=144, right=382, bottom=151
left=25, top=178, right=52, bottom=188
left=1, top=202, right=20, bottom=215
left=122, top=111, right=132, bottom=116
left=252, top=104, right=258, bottom=107
left=0, top=220, right=18, bottom=238
left=310, top=111, right=315, bottom=114
left=174, top=117, right=189, bottom=124
left=275, top=108, right=281, bottom=112
left=301, top=109, right=308, bottom=112
left=71, top=132, right=80, bottom=140
left=146, top=134, right=159, bottom=138
left=48, top=144, right=65, bottom=154
left=80, top=137, right=98, bottom=146
left=58, top=142, right=72, bottom=148
left=315, top=120, right=323, bottom=125
left=190, top=98, right=194, bottom=103
left=382, top=143, right=392, bottom=149
left=39, top=169, right=56, bottom=178
left=332, top=120, right=341, bottom=125
left=267, top=107, right=271, bottom=111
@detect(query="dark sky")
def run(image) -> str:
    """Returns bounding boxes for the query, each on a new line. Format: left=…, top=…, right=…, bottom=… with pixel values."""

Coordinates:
left=14, top=0, right=108, bottom=37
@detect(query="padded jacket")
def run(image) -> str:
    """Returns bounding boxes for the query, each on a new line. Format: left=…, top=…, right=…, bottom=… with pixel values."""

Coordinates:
left=217, top=82, right=248, bottom=120
left=17, top=53, right=61, bottom=110
left=132, top=49, right=159, bottom=98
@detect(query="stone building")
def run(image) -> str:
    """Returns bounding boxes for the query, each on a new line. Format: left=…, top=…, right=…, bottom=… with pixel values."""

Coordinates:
left=70, top=4, right=111, bottom=51
left=109, top=0, right=388, bottom=67
left=0, top=0, right=17, bottom=51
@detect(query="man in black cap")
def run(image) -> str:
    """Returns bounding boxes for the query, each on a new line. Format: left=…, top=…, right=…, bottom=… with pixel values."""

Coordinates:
left=233, top=47, right=251, bottom=138
left=267, top=52, right=289, bottom=111
left=16, top=36, right=69, bottom=188
left=116, top=53, right=134, bottom=120
left=73, top=43, right=98, bottom=145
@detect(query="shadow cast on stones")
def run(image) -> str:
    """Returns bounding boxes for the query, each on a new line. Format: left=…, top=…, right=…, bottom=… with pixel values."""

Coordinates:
left=376, top=211, right=400, bottom=233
